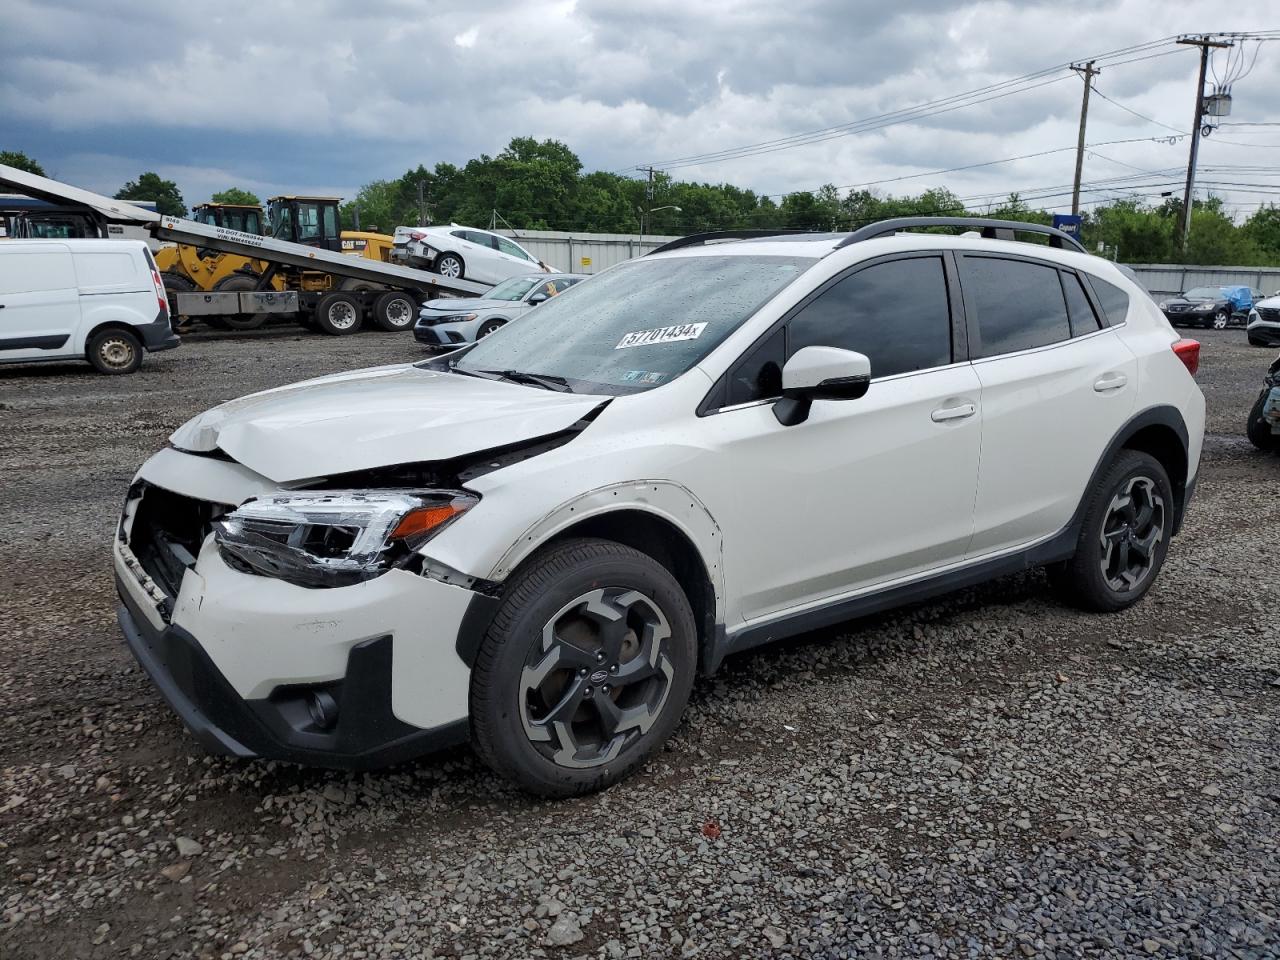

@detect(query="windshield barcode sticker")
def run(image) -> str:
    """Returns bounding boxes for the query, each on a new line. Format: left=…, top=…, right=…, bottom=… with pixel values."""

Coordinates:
left=616, top=322, right=708, bottom=349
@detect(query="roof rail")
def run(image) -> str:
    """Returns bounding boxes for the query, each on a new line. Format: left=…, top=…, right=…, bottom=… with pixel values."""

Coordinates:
left=836, top=217, right=1086, bottom=253
left=645, top=229, right=812, bottom=256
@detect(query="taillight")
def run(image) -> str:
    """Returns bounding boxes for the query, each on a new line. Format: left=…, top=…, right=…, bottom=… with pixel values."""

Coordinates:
left=410, top=230, right=428, bottom=241
left=1172, top=338, right=1200, bottom=376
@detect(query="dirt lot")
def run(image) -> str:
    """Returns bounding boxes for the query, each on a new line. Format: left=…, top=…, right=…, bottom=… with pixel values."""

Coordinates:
left=1, top=327, right=1278, bottom=959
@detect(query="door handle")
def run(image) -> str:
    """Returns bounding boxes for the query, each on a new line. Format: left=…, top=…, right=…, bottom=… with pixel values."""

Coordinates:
left=1093, top=372, right=1128, bottom=392
left=931, top=401, right=976, bottom=422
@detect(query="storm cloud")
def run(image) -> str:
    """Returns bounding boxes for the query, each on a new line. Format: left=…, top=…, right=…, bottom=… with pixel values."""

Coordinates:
left=2, top=0, right=1277, bottom=220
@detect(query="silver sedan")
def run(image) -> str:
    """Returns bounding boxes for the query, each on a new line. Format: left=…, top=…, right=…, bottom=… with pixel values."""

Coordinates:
left=413, top=274, right=587, bottom=347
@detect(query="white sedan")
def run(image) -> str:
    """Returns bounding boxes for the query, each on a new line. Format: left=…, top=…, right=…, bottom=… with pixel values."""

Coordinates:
left=392, top=225, right=551, bottom=284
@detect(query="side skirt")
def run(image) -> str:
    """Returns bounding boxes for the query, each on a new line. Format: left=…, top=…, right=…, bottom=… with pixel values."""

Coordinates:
left=706, top=527, right=1076, bottom=674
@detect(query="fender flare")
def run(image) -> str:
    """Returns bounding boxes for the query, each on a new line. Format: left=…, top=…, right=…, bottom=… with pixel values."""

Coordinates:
left=452, top=480, right=726, bottom=668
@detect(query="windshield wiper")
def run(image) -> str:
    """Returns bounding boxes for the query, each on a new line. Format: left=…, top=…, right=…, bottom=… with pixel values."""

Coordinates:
left=477, top=369, right=574, bottom=393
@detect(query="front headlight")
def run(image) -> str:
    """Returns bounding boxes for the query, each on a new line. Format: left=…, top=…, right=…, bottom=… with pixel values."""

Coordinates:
left=1159, top=301, right=1169, bottom=310
left=1194, top=302, right=1215, bottom=312
left=213, top=489, right=477, bottom=588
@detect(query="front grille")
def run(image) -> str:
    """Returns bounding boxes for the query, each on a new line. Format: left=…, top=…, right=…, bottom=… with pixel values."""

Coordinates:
left=1259, top=306, right=1280, bottom=322
left=1166, top=304, right=1190, bottom=313
left=126, top=484, right=225, bottom=599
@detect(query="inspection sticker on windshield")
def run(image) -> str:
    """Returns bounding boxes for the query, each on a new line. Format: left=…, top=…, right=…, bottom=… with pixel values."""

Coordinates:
left=615, top=322, right=707, bottom=350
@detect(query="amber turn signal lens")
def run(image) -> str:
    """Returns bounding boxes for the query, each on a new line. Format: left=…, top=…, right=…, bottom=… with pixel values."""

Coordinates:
left=391, top=502, right=468, bottom=542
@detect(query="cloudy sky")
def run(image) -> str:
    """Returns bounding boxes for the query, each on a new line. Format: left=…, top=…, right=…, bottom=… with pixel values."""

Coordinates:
left=2, top=0, right=1278, bottom=225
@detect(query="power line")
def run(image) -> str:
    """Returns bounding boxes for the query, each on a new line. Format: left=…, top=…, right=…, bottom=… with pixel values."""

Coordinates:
left=1090, top=87, right=1187, bottom=134
left=636, top=36, right=1186, bottom=171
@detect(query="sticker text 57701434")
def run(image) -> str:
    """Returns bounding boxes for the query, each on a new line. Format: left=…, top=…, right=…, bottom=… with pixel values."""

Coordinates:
left=615, top=322, right=708, bottom=350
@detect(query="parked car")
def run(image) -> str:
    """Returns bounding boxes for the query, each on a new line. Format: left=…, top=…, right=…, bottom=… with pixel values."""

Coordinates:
left=414, top=273, right=587, bottom=346
left=114, top=219, right=1204, bottom=797
left=1247, top=295, right=1280, bottom=347
left=1159, top=285, right=1250, bottom=329
left=1245, top=352, right=1280, bottom=452
left=391, top=225, right=550, bottom=284
left=0, top=238, right=178, bottom=374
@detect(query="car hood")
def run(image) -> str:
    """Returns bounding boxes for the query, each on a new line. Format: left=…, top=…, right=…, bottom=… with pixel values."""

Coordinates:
left=421, top=297, right=524, bottom=312
left=1164, top=296, right=1222, bottom=306
left=169, top=363, right=606, bottom=483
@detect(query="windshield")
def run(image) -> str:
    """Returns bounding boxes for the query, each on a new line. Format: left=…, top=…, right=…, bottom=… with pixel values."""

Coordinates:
left=443, top=254, right=814, bottom=395
left=1183, top=287, right=1222, bottom=300
left=487, top=277, right=540, bottom=301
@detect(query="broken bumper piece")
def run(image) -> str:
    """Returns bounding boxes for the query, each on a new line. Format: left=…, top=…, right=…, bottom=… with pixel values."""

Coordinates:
left=116, top=580, right=469, bottom=769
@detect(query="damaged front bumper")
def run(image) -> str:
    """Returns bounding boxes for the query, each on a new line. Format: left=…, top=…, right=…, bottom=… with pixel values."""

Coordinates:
left=114, top=462, right=494, bottom=769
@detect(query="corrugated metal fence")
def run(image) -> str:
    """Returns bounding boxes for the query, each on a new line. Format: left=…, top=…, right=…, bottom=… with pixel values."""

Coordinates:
left=499, top=229, right=1280, bottom=296
left=1123, top=264, right=1280, bottom=298
left=498, top=230, right=678, bottom=273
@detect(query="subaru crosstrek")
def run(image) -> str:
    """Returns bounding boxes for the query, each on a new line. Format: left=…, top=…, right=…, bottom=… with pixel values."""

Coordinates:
left=114, top=218, right=1205, bottom=797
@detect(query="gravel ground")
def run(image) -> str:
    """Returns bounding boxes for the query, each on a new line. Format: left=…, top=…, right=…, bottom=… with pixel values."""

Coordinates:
left=1, top=326, right=1278, bottom=960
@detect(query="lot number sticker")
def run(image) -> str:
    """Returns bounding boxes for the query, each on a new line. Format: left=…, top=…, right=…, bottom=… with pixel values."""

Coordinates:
left=616, top=322, right=707, bottom=349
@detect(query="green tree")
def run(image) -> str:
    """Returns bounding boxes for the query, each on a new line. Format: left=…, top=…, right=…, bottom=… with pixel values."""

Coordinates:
left=115, top=172, right=186, bottom=217
left=210, top=187, right=260, bottom=206
left=0, top=150, right=44, bottom=175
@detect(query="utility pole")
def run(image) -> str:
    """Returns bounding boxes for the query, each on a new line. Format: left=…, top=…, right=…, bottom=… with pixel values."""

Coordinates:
left=1070, top=61, right=1098, bottom=217
left=642, top=165, right=655, bottom=242
left=416, top=180, right=432, bottom=226
left=1176, top=35, right=1233, bottom=249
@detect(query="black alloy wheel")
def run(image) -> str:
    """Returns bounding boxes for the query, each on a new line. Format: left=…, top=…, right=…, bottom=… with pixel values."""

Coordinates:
left=470, top=538, right=696, bottom=797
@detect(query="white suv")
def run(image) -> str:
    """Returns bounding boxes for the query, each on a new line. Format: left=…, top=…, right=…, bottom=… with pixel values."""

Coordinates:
left=114, top=219, right=1205, bottom=797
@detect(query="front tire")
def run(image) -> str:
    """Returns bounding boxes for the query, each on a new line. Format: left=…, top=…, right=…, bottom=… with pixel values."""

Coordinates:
left=1211, top=310, right=1229, bottom=330
left=470, top=538, right=697, bottom=798
left=1246, top=390, right=1279, bottom=452
left=1049, top=451, right=1174, bottom=612
left=477, top=318, right=505, bottom=338
left=87, top=328, right=143, bottom=375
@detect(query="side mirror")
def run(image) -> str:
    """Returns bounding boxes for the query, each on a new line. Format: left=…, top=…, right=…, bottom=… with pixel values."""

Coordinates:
left=527, top=293, right=548, bottom=305
left=774, top=346, right=871, bottom=426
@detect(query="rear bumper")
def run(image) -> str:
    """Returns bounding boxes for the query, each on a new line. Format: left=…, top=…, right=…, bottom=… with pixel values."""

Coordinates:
left=138, top=314, right=181, bottom=352
left=116, top=579, right=469, bottom=769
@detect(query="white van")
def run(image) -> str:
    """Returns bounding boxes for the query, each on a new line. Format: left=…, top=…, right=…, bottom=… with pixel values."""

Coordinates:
left=0, top=238, right=179, bottom=374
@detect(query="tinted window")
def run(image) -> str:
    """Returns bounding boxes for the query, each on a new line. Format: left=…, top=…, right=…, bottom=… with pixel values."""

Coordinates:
left=965, top=257, right=1070, bottom=357
left=726, top=327, right=786, bottom=405
left=1087, top=275, right=1131, bottom=326
left=787, top=256, right=952, bottom=378
left=1062, top=271, right=1101, bottom=337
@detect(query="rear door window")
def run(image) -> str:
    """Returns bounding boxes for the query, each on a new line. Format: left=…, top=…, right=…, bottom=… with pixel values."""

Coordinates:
left=1061, top=271, right=1102, bottom=337
left=963, top=256, right=1071, bottom=358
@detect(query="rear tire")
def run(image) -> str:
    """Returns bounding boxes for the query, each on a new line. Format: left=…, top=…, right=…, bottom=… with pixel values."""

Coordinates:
left=87, top=328, right=143, bottom=375
left=1246, top=390, right=1279, bottom=452
left=314, top=292, right=362, bottom=335
left=434, top=253, right=464, bottom=280
left=1049, top=451, right=1174, bottom=612
left=372, top=290, right=417, bottom=332
left=470, top=538, right=697, bottom=798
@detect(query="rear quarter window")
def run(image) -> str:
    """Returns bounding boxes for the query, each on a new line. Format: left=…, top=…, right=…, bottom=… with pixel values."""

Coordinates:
left=1086, top=275, right=1131, bottom=326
